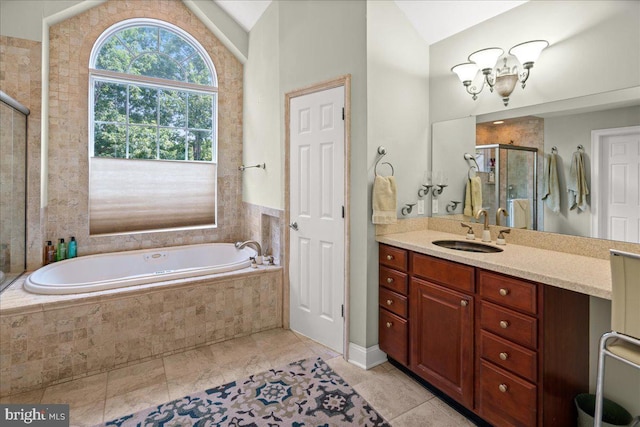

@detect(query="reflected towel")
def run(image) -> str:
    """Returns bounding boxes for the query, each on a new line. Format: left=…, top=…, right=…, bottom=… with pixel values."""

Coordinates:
left=568, top=151, right=589, bottom=211
left=463, top=176, right=483, bottom=217
left=511, top=198, right=530, bottom=229
left=541, top=153, right=560, bottom=214
left=372, top=175, right=397, bottom=224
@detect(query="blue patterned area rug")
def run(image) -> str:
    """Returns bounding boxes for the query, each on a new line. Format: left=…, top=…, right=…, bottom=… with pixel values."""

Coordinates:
left=98, top=357, right=390, bottom=427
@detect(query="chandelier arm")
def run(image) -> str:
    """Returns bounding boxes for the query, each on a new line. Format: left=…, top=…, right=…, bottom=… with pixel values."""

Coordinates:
left=465, top=80, right=485, bottom=100
left=519, top=67, right=532, bottom=89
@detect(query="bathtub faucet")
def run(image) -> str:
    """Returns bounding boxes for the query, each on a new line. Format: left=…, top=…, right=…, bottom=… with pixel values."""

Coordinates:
left=235, top=240, right=263, bottom=257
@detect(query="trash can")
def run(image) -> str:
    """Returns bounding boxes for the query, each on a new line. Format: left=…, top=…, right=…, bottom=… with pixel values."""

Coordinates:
left=575, top=393, right=634, bottom=427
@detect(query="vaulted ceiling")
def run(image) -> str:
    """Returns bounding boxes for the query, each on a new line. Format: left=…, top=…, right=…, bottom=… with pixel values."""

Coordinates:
left=213, top=0, right=527, bottom=45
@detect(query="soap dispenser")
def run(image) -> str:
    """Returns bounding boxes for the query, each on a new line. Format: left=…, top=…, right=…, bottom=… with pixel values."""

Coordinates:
left=496, top=229, right=511, bottom=245
left=57, top=238, right=66, bottom=261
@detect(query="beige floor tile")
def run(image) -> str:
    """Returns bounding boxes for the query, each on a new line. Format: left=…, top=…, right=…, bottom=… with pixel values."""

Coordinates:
left=165, top=367, right=227, bottom=400
left=0, top=388, right=44, bottom=403
left=103, top=382, right=169, bottom=423
left=68, top=400, right=105, bottom=427
left=353, top=367, right=434, bottom=420
left=253, top=328, right=304, bottom=351
left=106, top=359, right=166, bottom=398
left=163, top=345, right=216, bottom=376
left=41, top=373, right=107, bottom=407
left=326, top=356, right=390, bottom=387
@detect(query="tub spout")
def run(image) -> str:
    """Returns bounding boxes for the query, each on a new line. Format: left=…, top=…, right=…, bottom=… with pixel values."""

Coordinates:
left=235, top=240, right=262, bottom=257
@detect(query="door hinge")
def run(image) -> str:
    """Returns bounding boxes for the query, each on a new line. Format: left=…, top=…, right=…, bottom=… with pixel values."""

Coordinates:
left=342, top=107, right=345, bottom=121
left=341, top=304, right=344, bottom=318
left=342, top=205, right=345, bottom=218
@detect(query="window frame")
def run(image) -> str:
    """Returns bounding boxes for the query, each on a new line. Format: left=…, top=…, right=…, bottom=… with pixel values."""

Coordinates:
left=88, top=18, right=218, bottom=163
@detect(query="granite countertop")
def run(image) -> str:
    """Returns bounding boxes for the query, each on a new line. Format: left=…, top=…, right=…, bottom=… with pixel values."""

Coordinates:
left=377, top=229, right=612, bottom=300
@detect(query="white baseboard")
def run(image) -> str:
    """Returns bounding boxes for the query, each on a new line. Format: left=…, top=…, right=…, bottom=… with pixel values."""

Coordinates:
left=347, top=342, right=388, bottom=370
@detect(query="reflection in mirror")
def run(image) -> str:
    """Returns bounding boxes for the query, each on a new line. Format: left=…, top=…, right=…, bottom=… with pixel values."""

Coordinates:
left=431, top=90, right=640, bottom=243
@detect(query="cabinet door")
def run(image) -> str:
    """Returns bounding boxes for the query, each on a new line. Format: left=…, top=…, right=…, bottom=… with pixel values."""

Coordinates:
left=410, top=277, right=474, bottom=407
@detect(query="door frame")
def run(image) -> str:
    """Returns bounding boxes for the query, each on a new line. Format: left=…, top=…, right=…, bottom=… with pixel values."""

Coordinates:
left=590, top=125, right=640, bottom=239
left=284, top=75, right=351, bottom=358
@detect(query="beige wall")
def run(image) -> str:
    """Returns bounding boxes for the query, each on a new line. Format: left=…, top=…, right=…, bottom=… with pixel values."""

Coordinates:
left=45, top=0, right=244, bottom=255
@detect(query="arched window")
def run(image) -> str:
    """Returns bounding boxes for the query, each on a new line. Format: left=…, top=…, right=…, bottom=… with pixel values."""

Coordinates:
left=88, top=19, right=218, bottom=235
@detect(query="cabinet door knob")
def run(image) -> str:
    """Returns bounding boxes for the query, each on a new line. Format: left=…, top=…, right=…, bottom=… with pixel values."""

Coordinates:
left=498, top=383, right=508, bottom=393
left=386, top=299, right=393, bottom=306
left=386, top=322, right=393, bottom=328
left=499, top=288, right=509, bottom=296
left=386, top=255, right=394, bottom=261
left=386, top=277, right=394, bottom=284
left=499, top=320, right=510, bottom=329
left=460, top=300, right=468, bottom=307
left=499, top=352, right=509, bottom=361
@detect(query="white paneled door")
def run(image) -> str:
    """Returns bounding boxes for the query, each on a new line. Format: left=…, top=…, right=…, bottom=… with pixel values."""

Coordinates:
left=593, top=126, right=640, bottom=243
left=289, top=86, right=345, bottom=353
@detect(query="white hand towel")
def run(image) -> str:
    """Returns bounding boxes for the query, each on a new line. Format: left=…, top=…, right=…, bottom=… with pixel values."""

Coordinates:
left=568, top=151, right=589, bottom=211
left=463, top=176, right=482, bottom=217
left=372, top=175, right=397, bottom=224
left=541, top=153, right=560, bottom=214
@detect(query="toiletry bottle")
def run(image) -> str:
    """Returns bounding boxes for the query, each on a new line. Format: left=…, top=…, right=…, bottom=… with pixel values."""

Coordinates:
left=44, top=241, right=55, bottom=264
left=57, top=238, right=66, bottom=261
left=68, top=236, right=77, bottom=258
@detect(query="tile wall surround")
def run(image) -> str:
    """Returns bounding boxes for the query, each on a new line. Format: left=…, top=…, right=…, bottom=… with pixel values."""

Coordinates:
left=0, top=36, right=43, bottom=270
left=376, top=216, right=640, bottom=260
left=242, top=202, right=284, bottom=265
left=0, top=268, right=283, bottom=397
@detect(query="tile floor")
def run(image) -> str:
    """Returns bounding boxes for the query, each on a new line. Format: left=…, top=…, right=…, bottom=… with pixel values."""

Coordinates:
left=0, top=328, right=475, bottom=426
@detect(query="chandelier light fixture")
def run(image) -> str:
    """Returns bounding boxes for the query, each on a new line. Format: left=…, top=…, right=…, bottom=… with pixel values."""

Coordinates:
left=451, top=40, right=548, bottom=106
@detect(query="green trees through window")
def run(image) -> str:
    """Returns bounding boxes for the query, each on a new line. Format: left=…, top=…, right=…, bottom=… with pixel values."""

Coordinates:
left=91, top=22, right=216, bottom=162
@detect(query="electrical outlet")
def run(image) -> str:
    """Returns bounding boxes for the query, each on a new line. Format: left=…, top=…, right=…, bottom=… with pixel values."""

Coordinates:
left=417, top=200, right=425, bottom=215
left=432, top=199, right=439, bottom=214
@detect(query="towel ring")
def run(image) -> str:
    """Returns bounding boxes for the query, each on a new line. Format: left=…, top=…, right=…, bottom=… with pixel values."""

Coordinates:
left=375, top=146, right=394, bottom=176
left=376, top=161, right=394, bottom=176
left=577, top=144, right=584, bottom=152
left=551, top=146, right=558, bottom=153
left=468, top=165, right=477, bottom=179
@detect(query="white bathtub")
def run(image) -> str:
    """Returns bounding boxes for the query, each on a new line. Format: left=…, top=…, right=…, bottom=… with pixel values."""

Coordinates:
left=24, top=243, right=256, bottom=295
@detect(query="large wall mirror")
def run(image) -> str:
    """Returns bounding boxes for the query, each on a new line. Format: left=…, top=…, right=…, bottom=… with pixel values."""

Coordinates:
left=431, top=87, right=640, bottom=243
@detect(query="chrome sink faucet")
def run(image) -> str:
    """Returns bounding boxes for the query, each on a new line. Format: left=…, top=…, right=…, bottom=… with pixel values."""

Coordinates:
left=475, top=209, right=491, bottom=242
left=235, top=240, right=263, bottom=257
left=496, top=207, right=509, bottom=227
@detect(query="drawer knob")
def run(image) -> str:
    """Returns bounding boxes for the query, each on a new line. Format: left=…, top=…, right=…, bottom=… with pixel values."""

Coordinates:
left=386, top=299, right=393, bottom=306
left=499, top=383, right=508, bottom=393
left=386, top=322, right=393, bottom=328
left=460, top=300, right=468, bottom=307
left=499, top=352, right=509, bottom=361
left=499, top=288, right=509, bottom=296
left=386, top=277, right=394, bottom=284
left=499, top=320, right=510, bottom=329
left=386, top=255, right=394, bottom=261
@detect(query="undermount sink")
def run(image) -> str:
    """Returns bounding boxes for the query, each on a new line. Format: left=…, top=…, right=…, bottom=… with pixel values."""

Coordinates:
left=432, top=240, right=503, bottom=253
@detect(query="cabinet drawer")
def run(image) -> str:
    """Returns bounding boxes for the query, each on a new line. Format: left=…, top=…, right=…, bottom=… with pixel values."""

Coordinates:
left=379, top=287, right=408, bottom=318
left=478, top=360, right=537, bottom=427
left=480, top=301, right=537, bottom=349
left=479, top=330, right=537, bottom=383
left=479, top=270, right=537, bottom=315
left=411, top=253, right=474, bottom=293
left=379, top=245, right=408, bottom=271
left=379, top=266, right=408, bottom=295
left=379, top=309, right=408, bottom=365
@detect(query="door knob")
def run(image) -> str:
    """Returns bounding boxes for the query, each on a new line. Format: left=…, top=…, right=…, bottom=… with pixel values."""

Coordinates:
left=289, top=222, right=298, bottom=231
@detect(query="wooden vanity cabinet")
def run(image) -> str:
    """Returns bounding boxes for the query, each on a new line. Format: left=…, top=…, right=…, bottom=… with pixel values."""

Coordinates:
left=378, top=244, right=409, bottom=365
left=410, top=253, right=475, bottom=407
left=378, top=244, right=590, bottom=427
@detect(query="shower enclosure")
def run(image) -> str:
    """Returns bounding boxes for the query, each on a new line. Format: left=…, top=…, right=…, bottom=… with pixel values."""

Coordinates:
left=474, top=144, right=538, bottom=230
left=0, top=91, right=29, bottom=292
